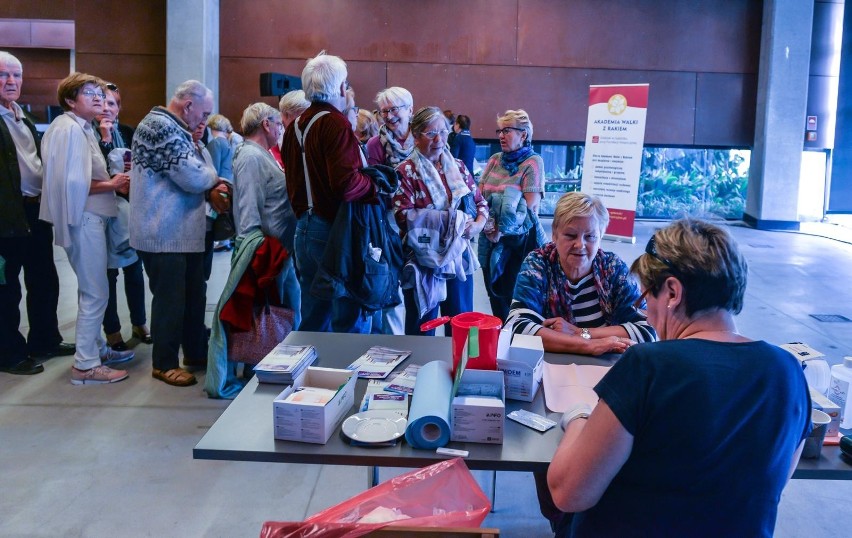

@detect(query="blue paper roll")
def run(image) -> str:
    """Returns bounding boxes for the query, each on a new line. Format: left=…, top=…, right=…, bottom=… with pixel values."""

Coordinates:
left=405, top=360, right=453, bottom=449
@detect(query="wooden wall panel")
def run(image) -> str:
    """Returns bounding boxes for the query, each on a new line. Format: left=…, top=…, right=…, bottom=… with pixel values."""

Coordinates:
left=518, top=0, right=762, bottom=73
left=4, top=48, right=71, bottom=122
left=0, top=2, right=167, bottom=126
left=694, top=73, right=757, bottom=147
left=0, top=20, right=34, bottom=47
left=75, top=0, right=165, bottom=55
left=221, top=0, right=761, bottom=146
left=220, top=0, right=518, bottom=65
left=386, top=64, right=696, bottom=145
left=0, top=1, right=75, bottom=20
left=76, top=53, right=166, bottom=126
left=218, top=57, right=387, bottom=128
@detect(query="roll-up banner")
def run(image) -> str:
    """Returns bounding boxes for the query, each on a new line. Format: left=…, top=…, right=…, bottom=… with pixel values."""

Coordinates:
left=580, top=84, right=649, bottom=242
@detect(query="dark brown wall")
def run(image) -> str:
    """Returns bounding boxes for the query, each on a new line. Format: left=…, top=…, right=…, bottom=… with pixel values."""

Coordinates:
left=219, top=0, right=762, bottom=146
left=0, top=1, right=166, bottom=126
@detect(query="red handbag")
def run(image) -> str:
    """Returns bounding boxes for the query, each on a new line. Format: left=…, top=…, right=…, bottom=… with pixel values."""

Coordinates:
left=226, top=301, right=295, bottom=365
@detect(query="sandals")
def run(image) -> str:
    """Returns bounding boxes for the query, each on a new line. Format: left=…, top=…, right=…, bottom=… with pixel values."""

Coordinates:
left=152, top=368, right=197, bottom=387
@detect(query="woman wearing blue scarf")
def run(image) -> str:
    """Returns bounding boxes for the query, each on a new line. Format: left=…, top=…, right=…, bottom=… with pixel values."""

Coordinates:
left=478, top=109, right=546, bottom=320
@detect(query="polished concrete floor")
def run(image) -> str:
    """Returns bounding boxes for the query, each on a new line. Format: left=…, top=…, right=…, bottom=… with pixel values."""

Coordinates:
left=2, top=219, right=852, bottom=537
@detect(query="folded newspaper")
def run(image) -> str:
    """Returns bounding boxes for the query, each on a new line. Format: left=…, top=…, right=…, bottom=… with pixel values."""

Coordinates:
left=254, top=343, right=317, bottom=384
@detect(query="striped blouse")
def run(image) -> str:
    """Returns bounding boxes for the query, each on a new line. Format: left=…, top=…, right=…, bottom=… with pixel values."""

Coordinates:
left=506, top=244, right=656, bottom=343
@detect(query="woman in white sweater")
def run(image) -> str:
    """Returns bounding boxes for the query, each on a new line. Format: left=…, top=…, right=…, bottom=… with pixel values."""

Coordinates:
left=40, top=73, right=134, bottom=385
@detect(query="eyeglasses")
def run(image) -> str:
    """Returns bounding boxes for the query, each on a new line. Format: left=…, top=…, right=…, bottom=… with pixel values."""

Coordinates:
left=496, top=127, right=524, bottom=136
left=420, top=128, right=449, bottom=140
left=380, top=105, right=407, bottom=116
left=81, top=89, right=106, bottom=100
left=344, top=80, right=351, bottom=90
left=265, top=117, right=284, bottom=128
left=645, top=235, right=685, bottom=279
left=344, top=106, right=360, bottom=115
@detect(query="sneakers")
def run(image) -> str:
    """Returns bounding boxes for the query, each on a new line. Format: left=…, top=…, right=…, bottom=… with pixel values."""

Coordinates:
left=71, top=365, right=128, bottom=385
left=100, top=348, right=135, bottom=367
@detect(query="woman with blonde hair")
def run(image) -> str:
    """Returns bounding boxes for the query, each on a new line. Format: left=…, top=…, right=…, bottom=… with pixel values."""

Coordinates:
left=478, top=108, right=546, bottom=320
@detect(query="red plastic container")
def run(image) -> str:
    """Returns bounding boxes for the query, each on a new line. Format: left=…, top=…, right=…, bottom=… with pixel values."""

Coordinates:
left=421, top=312, right=502, bottom=373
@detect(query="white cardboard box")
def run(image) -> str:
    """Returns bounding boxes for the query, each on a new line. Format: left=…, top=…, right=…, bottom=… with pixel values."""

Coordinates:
left=811, top=387, right=841, bottom=437
left=273, top=367, right=356, bottom=444
left=451, top=369, right=505, bottom=444
left=496, top=330, right=544, bottom=402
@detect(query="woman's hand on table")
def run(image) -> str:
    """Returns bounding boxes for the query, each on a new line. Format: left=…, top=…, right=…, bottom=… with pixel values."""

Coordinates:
left=587, top=335, right=634, bottom=356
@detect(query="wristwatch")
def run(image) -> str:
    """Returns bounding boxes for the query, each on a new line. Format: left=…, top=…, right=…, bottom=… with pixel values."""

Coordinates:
left=581, top=328, right=591, bottom=340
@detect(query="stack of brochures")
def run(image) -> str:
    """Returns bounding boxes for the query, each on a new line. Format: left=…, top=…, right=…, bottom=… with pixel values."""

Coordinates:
left=346, top=346, right=411, bottom=379
left=254, top=343, right=317, bottom=384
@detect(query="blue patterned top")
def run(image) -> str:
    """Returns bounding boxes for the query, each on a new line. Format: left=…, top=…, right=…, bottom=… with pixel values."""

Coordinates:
left=507, top=243, right=656, bottom=343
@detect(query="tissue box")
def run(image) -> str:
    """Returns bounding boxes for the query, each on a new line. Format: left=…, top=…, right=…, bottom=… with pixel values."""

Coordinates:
left=451, top=369, right=505, bottom=444
left=273, top=367, right=356, bottom=444
left=811, top=387, right=841, bottom=437
left=496, top=330, right=544, bottom=402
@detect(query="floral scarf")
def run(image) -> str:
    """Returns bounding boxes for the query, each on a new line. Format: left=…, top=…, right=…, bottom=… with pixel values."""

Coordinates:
left=379, top=124, right=414, bottom=166
left=500, top=143, right=536, bottom=176
left=411, top=148, right=470, bottom=211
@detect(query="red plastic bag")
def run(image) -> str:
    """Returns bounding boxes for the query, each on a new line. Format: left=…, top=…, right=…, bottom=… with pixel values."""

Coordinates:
left=260, top=458, right=491, bottom=538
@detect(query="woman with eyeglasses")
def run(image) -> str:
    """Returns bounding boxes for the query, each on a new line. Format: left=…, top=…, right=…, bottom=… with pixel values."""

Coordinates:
left=40, top=73, right=134, bottom=385
left=365, top=86, right=415, bottom=335
left=92, top=83, right=152, bottom=351
left=392, top=107, right=488, bottom=335
left=366, top=86, right=415, bottom=168
left=546, top=218, right=811, bottom=538
left=477, top=109, right=547, bottom=321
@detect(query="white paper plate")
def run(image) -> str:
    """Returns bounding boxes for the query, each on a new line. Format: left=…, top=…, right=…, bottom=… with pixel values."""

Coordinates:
left=342, top=410, right=407, bottom=444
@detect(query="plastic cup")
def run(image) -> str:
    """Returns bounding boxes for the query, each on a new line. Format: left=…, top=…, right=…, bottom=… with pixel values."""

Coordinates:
left=802, top=409, right=832, bottom=459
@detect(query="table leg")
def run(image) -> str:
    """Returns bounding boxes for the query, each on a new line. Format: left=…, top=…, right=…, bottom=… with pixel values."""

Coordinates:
left=490, top=470, right=497, bottom=512
left=368, top=466, right=379, bottom=488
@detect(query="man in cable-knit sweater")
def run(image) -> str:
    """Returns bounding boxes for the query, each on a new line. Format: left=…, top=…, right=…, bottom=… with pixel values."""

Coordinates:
left=130, top=80, right=228, bottom=387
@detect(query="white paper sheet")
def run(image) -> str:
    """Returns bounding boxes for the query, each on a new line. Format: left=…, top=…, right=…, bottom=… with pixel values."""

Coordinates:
left=542, top=362, right=611, bottom=412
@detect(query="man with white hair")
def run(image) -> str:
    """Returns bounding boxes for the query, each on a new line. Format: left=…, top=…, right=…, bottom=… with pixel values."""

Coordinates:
left=130, top=80, right=228, bottom=386
left=0, top=51, right=74, bottom=375
left=281, top=51, right=377, bottom=333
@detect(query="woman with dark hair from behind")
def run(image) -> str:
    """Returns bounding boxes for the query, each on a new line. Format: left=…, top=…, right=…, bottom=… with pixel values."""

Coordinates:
left=450, top=114, right=475, bottom=175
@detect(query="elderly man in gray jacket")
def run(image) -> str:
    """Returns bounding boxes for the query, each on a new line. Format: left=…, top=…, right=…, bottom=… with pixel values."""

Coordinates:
left=130, top=80, right=228, bottom=387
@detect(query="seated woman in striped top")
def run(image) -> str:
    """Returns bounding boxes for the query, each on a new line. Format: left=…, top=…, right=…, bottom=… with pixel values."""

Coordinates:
left=505, top=192, right=656, bottom=355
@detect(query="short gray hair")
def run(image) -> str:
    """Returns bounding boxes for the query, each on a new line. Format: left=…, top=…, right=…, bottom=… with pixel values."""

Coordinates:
left=278, top=90, right=310, bottom=117
left=552, top=192, right=610, bottom=237
left=172, top=80, right=211, bottom=103
left=0, top=51, right=22, bottom=69
left=409, top=106, right=447, bottom=138
left=375, top=86, right=412, bottom=108
left=241, top=102, right=279, bottom=135
left=301, top=51, right=346, bottom=103
left=498, top=109, right=533, bottom=144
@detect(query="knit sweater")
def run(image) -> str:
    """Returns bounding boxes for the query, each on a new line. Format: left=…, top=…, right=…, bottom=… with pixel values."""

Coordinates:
left=129, top=106, right=218, bottom=253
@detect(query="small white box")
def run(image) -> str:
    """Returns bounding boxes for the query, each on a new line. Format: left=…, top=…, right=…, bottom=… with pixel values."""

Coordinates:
left=810, top=387, right=841, bottom=437
left=496, top=330, right=544, bottom=402
left=273, top=367, right=356, bottom=444
left=451, top=369, right=505, bottom=444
